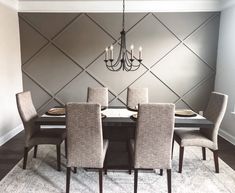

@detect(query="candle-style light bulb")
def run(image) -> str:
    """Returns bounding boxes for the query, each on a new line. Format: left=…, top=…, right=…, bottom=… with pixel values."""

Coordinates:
left=130, top=44, right=134, bottom=59
left=139, top=46, right=142, bottom=60
left=110, top=45, right=114, bottom=60
left=105, top=47, right=108, bottom=60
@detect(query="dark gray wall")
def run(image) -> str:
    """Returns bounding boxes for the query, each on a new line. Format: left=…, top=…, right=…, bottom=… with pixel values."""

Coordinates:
left=19, top=12, right=220, bottom=114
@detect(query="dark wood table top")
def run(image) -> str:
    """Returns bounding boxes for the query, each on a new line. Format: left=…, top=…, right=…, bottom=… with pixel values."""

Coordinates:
left=35, top=107, right=214, bottom=129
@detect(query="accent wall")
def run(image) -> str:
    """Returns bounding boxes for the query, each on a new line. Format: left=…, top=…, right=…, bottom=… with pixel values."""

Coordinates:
left=18, top=12, right=220, bottom=115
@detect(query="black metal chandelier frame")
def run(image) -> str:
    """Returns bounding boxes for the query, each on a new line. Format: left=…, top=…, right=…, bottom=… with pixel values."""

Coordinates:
left=104, top=0, right=142, bottom=71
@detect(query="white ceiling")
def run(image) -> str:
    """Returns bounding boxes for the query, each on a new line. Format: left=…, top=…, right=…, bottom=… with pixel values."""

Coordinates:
left=2, top=0, right=235, bottom=12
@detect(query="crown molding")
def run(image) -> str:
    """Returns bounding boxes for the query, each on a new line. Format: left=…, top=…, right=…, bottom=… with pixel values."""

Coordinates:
left=0, top=0, right=18, bottom=10
left=221, top=0, right=235, bottom=10
left=18, top=0, right=221, bottom=13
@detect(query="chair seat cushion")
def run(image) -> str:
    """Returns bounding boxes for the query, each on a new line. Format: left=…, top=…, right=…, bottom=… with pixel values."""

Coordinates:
left=174, top=129, right=215, bottom=149
left=29, top=128, right=66, bottom=146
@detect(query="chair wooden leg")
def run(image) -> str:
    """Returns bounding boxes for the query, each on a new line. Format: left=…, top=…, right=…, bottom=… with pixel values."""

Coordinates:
left=73, top=167, right=77, bottom=173
left=160, top=169, right=163, bottom=176
left=134, top=169, right=138, bottom=193
left=171, top=140, right=174, bottom=159
left=33, top=145, right=38, bottom=158
left=23, top=147, right=28, bottom=169
left=179, top=146, right=184, bottom=173
left=65, top=138, right=67, bottom=159
left=104, top=154, right=108, bottom=175
left=99, top=169, right=103, bottom=193
left=167, top=169, right=172, bottom=193
left=202, top=147, right=206, bottom=160
left=126, top=140, right=132, bottom=174
left=56, top=144, right=61, bottom=171
left=66, top=167, right=71, bottom=193
left=213, top=150, right=219, bottom=173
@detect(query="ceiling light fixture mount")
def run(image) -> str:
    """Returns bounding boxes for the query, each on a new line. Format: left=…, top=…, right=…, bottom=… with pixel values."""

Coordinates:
left=104, top=0, right=143, bottom=71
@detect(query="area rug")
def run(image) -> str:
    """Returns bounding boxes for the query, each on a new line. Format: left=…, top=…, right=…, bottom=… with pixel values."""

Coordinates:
left=0, top=143, right=234, bottom=193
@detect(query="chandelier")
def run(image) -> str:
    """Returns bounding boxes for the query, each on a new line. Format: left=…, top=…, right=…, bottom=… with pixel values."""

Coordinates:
left=104, top=0, right=143, bottom=71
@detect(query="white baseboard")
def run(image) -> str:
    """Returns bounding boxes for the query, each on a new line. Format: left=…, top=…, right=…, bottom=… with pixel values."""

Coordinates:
left=219, top=129, right=235, bottom=146
left=0, top=124, right=23, bottom=146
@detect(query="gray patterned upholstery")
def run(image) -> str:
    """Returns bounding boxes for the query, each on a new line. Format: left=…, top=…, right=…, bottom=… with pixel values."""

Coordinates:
left=66, top=103, right=108, bottom=168
left=87, top=87, right=108, bottom=107
left=127, top=88, right=148, bottom=108
left=132, top=103, right=175, bottom=169
left=16, top=91, right=66, bottom=147
left=16, top=91, right=39, bottom=146
left=175, top=92, right=228, bottom=150
left=174, top=130, right=215, bottom=149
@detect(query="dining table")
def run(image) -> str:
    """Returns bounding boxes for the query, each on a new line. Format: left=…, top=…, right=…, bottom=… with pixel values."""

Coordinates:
left=35, top=106, right=214, bottom=128
left=35, top=106, right=214, bottom=170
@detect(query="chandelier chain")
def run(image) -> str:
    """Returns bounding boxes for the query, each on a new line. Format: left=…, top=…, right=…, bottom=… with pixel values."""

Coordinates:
left=123, top=0, right=125, bottom=31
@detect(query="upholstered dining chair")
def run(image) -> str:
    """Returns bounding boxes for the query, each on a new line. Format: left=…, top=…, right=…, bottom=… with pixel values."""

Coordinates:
left=173, top=92, right=228, bottom=173
left=16, top=91, right=66, bottom=171
left=129, top=103, right=175, bottom=193
left=127, top=88, right=148, bottom=108
left=66, top=103, right=109, bottom=193
left=87, top=87, right=109, bottom=108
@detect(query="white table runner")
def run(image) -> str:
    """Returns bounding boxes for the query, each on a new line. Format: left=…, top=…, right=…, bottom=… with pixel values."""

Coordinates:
left=102, top=108, right=135, bottom=118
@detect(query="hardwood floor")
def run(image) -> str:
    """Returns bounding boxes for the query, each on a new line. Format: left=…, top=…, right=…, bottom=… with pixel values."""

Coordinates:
left=0, top=131, right=234, bottom=181
left=218, top=137, right=235, bottom=169
left=0, top=132, right=24, bottom=180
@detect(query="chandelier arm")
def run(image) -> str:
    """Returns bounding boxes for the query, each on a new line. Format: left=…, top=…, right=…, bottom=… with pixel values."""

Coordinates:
left=122, top=33, right=141, bottom=71
left=110, top=46, right=123, bottom=68
left=105, top=56, right=121, bottom=71
left=126, top=52, right=142, bottom=68
left=106, top=63, right=121, bottom=71
left=106, top=60, right=122, bottom=71
left=124, top=55, right=133, bottom=68
left=106, top=62, right=116, bottom=71
left=123, top=55, right=133, bottom=71
left=124, top=54, right=141, bottom=71
left=107, top=29, right=126, bottom=71
left=125, top=53, right=139, bottom=68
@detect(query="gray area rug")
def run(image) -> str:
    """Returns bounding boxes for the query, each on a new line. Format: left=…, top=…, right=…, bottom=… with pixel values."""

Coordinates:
left=0, top=143, right=234, bottom=193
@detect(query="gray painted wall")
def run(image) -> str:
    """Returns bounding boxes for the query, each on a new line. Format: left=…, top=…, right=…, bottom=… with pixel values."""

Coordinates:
left=0, top=2, right=22, bottom=144
left=215, top=4, right=235, bottom=145
left=18, top=12, right=220, bottom=115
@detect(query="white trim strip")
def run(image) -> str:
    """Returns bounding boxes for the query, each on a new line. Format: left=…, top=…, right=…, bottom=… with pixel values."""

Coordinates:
left=18, top=0, right=221, bottom=13
left=219, top=129, right=235, bottom=146
left=0, top=124, right=24, bottom=146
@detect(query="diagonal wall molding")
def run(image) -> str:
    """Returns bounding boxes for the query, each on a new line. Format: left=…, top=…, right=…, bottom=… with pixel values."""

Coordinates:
left=19, top=12, right=220, bottom=113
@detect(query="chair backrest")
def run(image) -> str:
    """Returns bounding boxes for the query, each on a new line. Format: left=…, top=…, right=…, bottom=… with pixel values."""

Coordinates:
left=87, top=87, right=108, bottom=108
left=200, top=92, right=228, bottom=149
left=127, top=88, right=148, bottom=107
left=66, top=103, right=103, bottom=168
left=16, top=91, right=38, bottom=146
left=134, top=103, right=175, bottom=169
